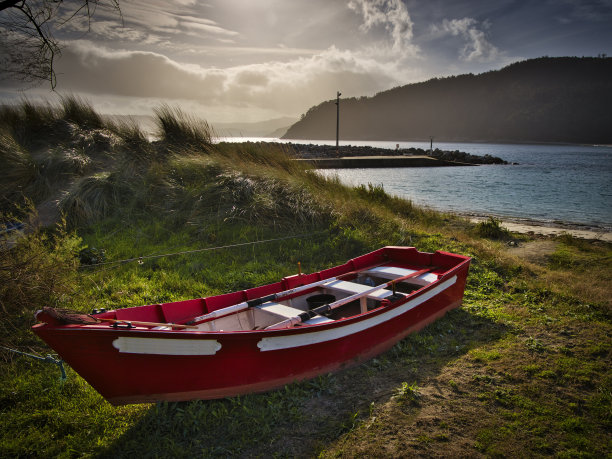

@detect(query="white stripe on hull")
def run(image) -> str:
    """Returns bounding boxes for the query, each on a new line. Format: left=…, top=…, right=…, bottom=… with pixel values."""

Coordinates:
left=112, top=337, right=222, bottom=355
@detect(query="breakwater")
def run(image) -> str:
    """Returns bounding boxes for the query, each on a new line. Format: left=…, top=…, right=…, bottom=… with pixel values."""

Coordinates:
left=286, top=143, right=508, bottom=165
left=220, top=141, right=509, bottom=166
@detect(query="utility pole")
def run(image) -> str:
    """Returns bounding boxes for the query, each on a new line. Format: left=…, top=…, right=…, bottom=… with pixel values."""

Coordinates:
left=430, top=136, right=434, bottom=153
left=335, top=91, right=341, bottom=153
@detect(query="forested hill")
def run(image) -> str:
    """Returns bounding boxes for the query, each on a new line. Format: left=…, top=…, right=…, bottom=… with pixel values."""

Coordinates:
left=282, top=57, right=612, bottom=144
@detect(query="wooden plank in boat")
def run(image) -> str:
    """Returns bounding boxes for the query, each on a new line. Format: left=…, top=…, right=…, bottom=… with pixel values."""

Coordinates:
left=362, top=266, right=438, bottom=284
left=256, top=302, right=333, bottom=324
left=323, top=280, right=392, bottom=299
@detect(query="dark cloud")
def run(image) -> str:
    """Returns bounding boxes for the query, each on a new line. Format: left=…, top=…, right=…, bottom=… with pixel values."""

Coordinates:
left=2, top=0, right=609, bottom=122
left=49, top=42, right=397, bottom=119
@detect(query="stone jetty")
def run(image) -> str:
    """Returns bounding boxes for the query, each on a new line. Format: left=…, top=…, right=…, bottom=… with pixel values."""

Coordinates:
left=219, top=141, right=510, bottom=167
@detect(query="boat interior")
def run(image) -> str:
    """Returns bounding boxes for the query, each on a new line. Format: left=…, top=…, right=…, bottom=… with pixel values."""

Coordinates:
left=194, top=266, right=437, bottom=332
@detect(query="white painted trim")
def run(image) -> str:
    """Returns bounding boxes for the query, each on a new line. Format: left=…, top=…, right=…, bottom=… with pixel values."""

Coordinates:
left=112, top=337, right=221, bottom=355
left=257, top=276, right=457, bottom=352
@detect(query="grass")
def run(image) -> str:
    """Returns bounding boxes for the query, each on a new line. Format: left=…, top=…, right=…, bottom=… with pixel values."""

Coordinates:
left=0, top=100, right=610, bottom=457
left=154, top=104, right=213, bottom=150
left=474, top=216, right=512, bottom=240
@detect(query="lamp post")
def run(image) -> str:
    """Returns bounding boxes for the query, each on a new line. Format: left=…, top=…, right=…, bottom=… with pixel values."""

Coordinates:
left=335, top=91, right=341, bottom=153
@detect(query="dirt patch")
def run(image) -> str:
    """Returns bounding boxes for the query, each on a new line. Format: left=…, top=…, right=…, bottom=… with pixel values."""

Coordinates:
left=506, top=240, right=559, bottom=265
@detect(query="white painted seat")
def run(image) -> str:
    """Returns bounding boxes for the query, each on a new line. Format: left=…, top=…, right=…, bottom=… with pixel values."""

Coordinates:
left=361, top=266, right=437, bottom=285
left=257, top=302, right=333, bottom=324
left=323, top=280, right=393, bottom=299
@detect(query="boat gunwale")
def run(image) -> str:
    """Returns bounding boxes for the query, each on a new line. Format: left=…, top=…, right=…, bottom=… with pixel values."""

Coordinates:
left=32, top=255, right=471, bottom=339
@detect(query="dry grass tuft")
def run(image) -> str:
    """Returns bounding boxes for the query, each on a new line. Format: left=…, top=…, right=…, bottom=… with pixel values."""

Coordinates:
left=154, top=104, right=214, bottom=150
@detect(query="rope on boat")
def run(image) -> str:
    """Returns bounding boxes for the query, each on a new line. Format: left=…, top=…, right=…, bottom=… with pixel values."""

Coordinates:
left=0, top=345, right=67, bottom=381
left=79, top=230, right=328, bottom=269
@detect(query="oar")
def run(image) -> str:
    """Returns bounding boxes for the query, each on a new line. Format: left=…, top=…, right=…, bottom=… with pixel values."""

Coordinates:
left=265, top=267, right=434, bottom=330
left=96, top=318, right=197, bottom=330
left=34, top=307, right=197, bottom=330
left=186, top=263, right=387, bottom=325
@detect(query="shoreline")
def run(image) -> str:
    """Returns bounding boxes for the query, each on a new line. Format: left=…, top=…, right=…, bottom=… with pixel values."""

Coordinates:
left=464, top=214, right=612, bottom=242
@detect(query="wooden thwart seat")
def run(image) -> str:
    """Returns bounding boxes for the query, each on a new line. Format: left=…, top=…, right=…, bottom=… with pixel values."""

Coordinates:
left=321, top=280, right=392, bottom=314
left=257, top=302, right=333, bottom=325
left=323, top=279, right=392, bottom=299
left=361, top=266, right=438, bottom=286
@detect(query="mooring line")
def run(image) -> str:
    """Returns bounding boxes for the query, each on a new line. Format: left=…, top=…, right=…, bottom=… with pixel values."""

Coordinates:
left=1, top=345, right=67, bottom=381
left=79, top=230, right=328, bottom=269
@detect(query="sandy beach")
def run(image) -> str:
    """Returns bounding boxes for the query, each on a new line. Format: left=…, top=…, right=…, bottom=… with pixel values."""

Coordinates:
left=469, top=216, right=612, bottom=242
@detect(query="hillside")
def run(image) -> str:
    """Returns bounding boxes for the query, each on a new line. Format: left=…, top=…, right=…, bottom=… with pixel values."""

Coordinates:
left=283, top=57, right=612, bottom=144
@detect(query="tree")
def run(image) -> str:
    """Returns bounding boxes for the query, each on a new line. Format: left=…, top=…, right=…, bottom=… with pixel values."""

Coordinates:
left=0, top=0, right=120, bottom=88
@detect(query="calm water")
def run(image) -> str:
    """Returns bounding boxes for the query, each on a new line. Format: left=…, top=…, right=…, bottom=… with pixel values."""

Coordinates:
left=221, top=138, right=612, bottom=229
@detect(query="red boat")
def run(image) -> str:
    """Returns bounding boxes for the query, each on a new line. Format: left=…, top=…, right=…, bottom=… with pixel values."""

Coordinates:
left=33, top=246, right=470, bottom=405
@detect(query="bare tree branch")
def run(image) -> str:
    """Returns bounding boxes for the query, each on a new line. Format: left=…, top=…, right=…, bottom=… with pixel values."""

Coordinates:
left=0, top=0, right=121, bottom=89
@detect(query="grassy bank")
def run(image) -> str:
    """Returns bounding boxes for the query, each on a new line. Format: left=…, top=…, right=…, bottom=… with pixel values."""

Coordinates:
left=1, top=99, right=610, bottom=457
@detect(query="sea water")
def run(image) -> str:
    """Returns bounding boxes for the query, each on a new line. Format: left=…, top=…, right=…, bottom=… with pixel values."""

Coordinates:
left=220, top=138, right=612, bottom=229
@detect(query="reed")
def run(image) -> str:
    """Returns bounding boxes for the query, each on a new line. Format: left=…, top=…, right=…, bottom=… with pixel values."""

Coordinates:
left=154, top=104, right=213, bottom=150
left=0, top=100, right=56, bottom=151
left=109, top=118, right=156, bottom=167
left=59, top=173, right=124, bottom=228
left=0, top=131, right=38, bottom=209
left=60, top=95, right=104, bottom=130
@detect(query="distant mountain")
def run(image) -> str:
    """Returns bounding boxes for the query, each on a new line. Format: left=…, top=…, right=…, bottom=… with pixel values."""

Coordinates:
left=283, top=57, right=612, bottom=144
left=212, top=117, right=296, bottom=138
left=105, top=115, right=296, bottom=139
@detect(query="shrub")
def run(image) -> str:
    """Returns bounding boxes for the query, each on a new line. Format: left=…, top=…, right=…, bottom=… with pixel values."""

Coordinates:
left=475, top=216, right=511, bottom=240
left=0, top=210, right=82, bottom=321
left=354, top=183, right=389, bottom=203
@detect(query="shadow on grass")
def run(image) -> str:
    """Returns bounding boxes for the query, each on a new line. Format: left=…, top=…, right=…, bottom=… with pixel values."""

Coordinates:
left=98, top=308, right=509, bottom=458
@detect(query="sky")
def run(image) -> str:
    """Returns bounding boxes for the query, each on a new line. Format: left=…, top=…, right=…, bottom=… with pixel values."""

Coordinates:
left=1, top=0, right=612, bottom=124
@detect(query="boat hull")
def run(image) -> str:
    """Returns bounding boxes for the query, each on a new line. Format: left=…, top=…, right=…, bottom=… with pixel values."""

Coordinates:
left=32, top=247, right=470, bottom=405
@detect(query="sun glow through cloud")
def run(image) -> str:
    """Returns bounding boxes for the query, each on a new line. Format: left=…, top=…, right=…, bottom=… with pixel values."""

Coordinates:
left=1, top=0, right=611, bottom=123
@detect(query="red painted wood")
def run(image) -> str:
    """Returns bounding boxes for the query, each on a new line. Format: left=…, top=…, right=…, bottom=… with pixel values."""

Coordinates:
left=32, top=246, right=471, bottom=405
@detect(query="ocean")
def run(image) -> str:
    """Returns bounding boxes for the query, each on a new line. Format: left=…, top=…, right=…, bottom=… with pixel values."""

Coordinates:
left=220, top=138, right=612, bottom=230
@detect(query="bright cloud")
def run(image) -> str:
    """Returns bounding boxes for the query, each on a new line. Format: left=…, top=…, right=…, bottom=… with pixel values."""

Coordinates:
left=9, top=0, right=605, bottom=123
left=49, top=41, right=400, bottom=121
left=433, top=17, right=501, bottom=62
left=348, top=0, right=419, bottom=57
